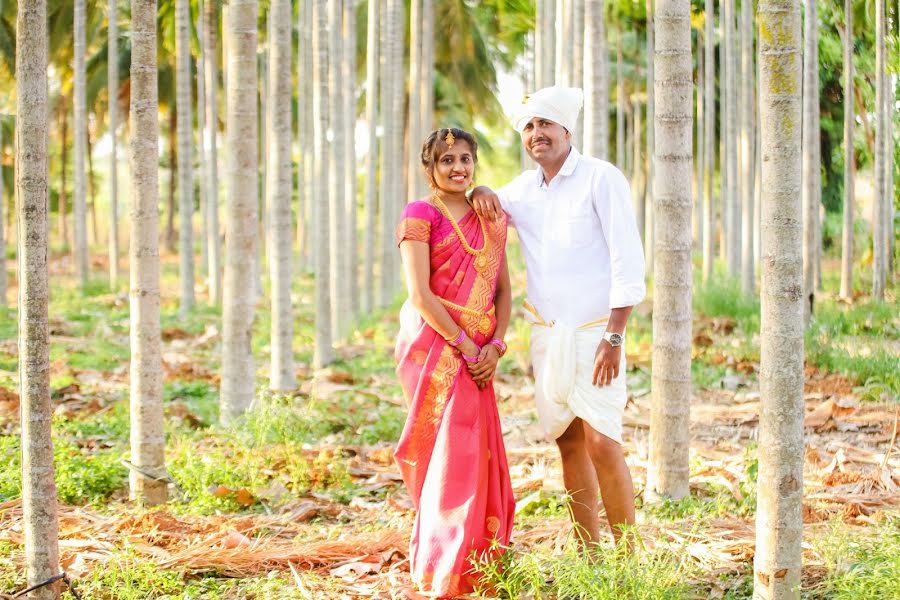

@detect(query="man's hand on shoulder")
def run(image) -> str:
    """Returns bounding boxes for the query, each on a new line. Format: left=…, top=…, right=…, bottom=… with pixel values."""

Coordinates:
left=469, top=186, right=503, bottom=222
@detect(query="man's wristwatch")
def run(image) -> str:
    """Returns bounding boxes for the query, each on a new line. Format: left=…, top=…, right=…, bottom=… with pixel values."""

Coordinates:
left=603, top=331, right=624, bottom=347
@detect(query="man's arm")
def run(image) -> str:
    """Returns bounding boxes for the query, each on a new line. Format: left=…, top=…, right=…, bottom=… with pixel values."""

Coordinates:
left=469, top=186, right=504, bottom=222
left=592, top=166, right=646, bottom=387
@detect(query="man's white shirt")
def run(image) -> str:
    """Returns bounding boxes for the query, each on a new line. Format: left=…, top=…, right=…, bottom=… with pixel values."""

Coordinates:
left=497, top=148, right=646, bottom=327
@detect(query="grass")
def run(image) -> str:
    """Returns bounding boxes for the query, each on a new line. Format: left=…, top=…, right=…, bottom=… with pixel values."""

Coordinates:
left=809, top=517, right=900, bottom=599
left=475, top=533, right=695, bottom=599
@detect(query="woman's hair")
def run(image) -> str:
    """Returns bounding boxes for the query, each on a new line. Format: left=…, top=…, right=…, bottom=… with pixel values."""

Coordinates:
left=420, top=128, right=478, bottom=187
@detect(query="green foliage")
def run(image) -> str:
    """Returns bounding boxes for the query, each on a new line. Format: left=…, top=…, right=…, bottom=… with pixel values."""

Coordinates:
left=474, top=533, right=694, bottom=599
left=60, top=550, right=183, bottom=600
left=806, top=299, right=900, bottom=397
left=0, top=436, right=126, bottom=504
left=812, top=517, right=900, bottom=599
left=693, top=275, right=760, bottom=334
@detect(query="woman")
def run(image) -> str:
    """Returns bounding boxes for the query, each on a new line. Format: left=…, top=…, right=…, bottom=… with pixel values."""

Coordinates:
left=394, top=128, right=515, bottom=598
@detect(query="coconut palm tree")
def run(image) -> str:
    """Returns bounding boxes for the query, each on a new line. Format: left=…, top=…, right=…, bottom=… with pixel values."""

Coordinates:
left=839, top=0, right=854, bottom=300
left=129, top=0, right=167, bottom=506
left=583, top=0, right=608, bottom=159
left=175, top=0, right=194, bottom=316
left=313, top=0, right=334, bottom=366
left=363, top=0, right=379, bottom=314
left=740, top=0, right=755, bottom=294
left=108, top=0, right=119, bottom=289
left=267, top=0, right=294, bottom=391
left=802, top=0, right=820, bottom=322
left=205, top=0, right=222, bottom=305
left=647, top=0, right=692, bottom=502
left=702, top=0, right=715, bottom=282
left=17, top=0, right=62, bottom=594
left=221, top=0, right=260, bottom=422
left=872, top=0, right=887, bottom=301
left=74, top=0, right=89, bottom=289
left=754, top=0, right=803, bottom=596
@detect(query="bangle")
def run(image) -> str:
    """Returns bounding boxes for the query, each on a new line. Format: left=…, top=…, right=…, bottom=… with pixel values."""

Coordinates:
left=445, top=327, right=465, bottom=347
left=461, top=352, right=481, bottom=363
left=489, top=338, right=507, bottom=357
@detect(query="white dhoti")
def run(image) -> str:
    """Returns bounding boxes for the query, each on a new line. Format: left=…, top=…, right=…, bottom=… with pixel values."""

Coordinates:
left=526, top=303, right=628, bottom=444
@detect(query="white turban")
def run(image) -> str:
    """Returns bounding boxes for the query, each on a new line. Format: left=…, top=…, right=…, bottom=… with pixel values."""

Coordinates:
left=512, top=86, right=584, bottom=133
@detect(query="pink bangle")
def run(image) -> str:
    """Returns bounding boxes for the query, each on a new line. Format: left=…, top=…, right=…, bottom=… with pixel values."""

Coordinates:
left=461, top=349, right=481, bottom=363
left=489, top=338, right=507, bottom=357
left=445, top=328, right=465, bottom=347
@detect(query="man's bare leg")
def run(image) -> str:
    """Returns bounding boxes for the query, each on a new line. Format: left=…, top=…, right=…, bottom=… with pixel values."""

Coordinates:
left=555, top=418, right=601, bottom=545
left=582, top=422, right=635, bottom=544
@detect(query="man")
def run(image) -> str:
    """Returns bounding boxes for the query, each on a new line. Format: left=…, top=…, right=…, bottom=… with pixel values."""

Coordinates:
left=470, top=86, right=646, bottom=546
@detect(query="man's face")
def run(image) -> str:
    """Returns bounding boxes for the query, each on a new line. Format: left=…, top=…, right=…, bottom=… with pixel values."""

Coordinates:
left=520, top=117, right=571, bottom=165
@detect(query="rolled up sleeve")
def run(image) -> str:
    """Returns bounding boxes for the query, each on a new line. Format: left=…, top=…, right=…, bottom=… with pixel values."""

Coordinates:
left=595, top=166, right=646, bottom=309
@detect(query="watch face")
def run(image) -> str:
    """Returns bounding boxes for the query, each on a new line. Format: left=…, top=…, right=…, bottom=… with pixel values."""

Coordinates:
left=608, top=333, right=623, bottom=346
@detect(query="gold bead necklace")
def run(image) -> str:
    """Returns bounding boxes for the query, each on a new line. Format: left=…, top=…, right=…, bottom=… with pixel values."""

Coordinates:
left=430, top=191, right=491, bottom=273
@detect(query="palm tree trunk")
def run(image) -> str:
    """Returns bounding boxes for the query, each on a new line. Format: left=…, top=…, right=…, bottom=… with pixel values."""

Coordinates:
left=723, top=0, right=739, bottom=277
left=555, top=0, right=572, bottom=85
left=616, top=25, right=625, bottom=168
left=739, top=0, right=755, bottom=294
left=297, top=0, right=313, bottom=272
left=571, top=0, right=585, bottom=147
left=267, top=0, right=295, bottom=391
left=872, top=0, right=887, bottom=301
left=583, top=0, right=608, bottom=160
left=363, top=0, right=379, bottom=314
left=421, top=0, right=435, bottom=133
left=696, top=35, right=705, bottom=251
left=197, top=1, right=209, bottom=282
left=839, top=3, right=854, bottom=300
left=176, top=0, right=195, bottom=315
left=328, top=0, right=347, bottom=340
left=17, top=0, right=62, bottom=594
left=313, top=0, right=334, bottom=366
left=59, top=96, right=69, bottom=250
left=378, top=0, right=396, bottom=307
left=648, top=0, right=693, bottom=501
left=166, top=106, right=177, bottom=254
left=389, top=0, right=406, bottom=298
left=343, top=0, right=359, bottom=319
left=802, top=0, right=819, bottom=322
left=702, top=0, right=715, bottom=282
left=754, top=0, right=803, bottom=597
left=645, top=0, right=655, bottom=272
left=407, top=0, right=422, bottom=204
left=108, top=0, right=120, bottom=289
left=86, top=124, right=100, bottom=248
left=74, top=0, right=89, bottom=289
left=205, top=0, right=222, bottom=305
left=129, top=0, right=167, bottom=506
left=221, top=0, right=259, bottom=422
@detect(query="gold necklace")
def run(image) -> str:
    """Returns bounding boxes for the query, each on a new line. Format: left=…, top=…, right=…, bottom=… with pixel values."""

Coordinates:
left=431, top=191, right=491, bottom=273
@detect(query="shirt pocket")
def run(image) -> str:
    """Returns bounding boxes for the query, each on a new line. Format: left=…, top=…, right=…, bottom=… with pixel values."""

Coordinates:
left=559, top=209, right=594, bottom=248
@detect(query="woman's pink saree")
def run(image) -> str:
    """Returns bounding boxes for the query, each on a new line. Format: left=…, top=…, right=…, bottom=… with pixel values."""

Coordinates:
left=394, top=200, right=515, bottom=598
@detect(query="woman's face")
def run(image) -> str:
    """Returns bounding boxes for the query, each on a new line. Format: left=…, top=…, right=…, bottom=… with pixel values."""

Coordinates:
left=430, top=140, right=475, bottom=194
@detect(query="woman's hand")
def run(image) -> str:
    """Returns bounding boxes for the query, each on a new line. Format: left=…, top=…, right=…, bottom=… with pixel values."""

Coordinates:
left=457, top=336, right=480, bottom=360
left=469, top=344, right=500, bottom=387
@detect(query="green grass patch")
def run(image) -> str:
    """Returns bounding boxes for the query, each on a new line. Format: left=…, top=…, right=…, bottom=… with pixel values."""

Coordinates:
left=0, top=436, right=126, bottom=504
left=475, top=533, right=695, bottom=599
left=50, top=336, right=130, bottom=372
left=60, top=549, right=183, bottom=600
left=693, top=276, right=760, bottom=334
left=811, top=517, right=900, bottom=599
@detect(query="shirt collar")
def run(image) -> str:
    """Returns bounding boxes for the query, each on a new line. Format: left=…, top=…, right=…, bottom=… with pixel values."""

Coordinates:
left=535, top=147, right=582, bottom=186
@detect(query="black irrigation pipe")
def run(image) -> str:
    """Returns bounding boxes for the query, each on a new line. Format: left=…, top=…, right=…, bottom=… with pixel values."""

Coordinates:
left=5, top=572, right=81, bottom=600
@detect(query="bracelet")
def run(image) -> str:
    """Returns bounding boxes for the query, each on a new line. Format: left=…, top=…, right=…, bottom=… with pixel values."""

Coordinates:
left=461, top=349, right=481, bottom=363
left=488, top=338, right=507, bottom=357
left=445, top=327, right=465, bottom=347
